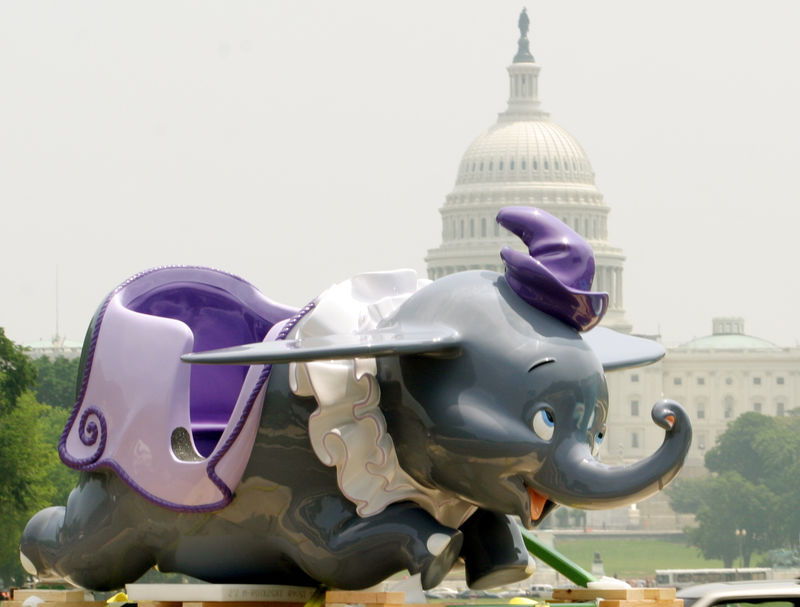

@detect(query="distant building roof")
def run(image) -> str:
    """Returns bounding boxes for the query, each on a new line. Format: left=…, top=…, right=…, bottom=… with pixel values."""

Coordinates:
left=674, top=317, right=781, bottom=352
left=25, top=335, right=83, bottom=359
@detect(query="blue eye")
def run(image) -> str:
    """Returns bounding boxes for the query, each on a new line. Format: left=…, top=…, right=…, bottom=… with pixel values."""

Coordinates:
left=592, top=430, right=605, bottom=456
left=532, top=409, right=555, bottom=441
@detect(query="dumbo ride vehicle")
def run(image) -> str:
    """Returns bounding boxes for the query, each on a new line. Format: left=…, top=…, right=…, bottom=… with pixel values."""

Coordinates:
left=20, top=207, right=691, bottom=592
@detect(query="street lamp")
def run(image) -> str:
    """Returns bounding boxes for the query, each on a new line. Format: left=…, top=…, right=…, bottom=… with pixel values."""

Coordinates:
left=735, top=528, right=747, bottom=566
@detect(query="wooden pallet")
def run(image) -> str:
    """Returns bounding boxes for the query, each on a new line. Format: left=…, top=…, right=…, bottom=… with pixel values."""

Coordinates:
left=8, top=588, right=415, bottom=607
left=137, top=603, right=311, bottom=607
left=324, top=590, right=421, bottom=607
left=552, top=587, right=681, bottom=607
left=9, top=587, right=316, bottom=607
left=8, top=589, right=101, bottom=607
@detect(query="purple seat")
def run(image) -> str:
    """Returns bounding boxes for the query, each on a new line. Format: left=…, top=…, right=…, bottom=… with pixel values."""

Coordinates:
left=126, top=271, right=297, bottom=456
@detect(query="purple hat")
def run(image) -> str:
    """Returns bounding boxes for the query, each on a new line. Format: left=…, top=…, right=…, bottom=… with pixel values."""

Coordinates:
left=497, top=206, right=608, bottom=331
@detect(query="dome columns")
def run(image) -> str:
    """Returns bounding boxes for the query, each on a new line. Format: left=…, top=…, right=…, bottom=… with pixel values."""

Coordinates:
left=500, top=63, right=545, bottom=122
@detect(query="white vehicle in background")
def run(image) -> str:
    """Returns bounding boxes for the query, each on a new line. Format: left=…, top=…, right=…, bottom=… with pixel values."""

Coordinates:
left=656, top=568, right=773, bottom=589
left=677, top=579, right=800, bottom=607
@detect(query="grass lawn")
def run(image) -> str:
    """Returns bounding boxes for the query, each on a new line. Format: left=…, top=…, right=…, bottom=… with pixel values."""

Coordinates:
left=554, top=536, right=725, bottom=579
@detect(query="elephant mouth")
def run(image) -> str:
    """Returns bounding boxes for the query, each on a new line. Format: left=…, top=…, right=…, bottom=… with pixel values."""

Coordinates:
left=525, top=484, right=551, bottom=522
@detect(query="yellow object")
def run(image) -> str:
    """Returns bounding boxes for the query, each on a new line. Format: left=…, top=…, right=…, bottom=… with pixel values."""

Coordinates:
left=509, top=597, right=539, bottom=605
left=302, top=587, right=326, bottom=607
left=106, top=592, right=128, bottom=604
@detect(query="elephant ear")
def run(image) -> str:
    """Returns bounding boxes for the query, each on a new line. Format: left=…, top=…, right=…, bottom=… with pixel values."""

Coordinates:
left=582, top=326, right=665, bottom=371
left=182, top=328, right=462, bottom=365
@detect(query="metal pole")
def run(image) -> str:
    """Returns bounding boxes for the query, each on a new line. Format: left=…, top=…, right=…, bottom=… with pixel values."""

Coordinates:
left=519, top=527, right=597, bottom=587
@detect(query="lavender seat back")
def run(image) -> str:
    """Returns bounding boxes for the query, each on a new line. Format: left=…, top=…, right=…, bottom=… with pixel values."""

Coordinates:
left=126, top=272, right=297, bottom=456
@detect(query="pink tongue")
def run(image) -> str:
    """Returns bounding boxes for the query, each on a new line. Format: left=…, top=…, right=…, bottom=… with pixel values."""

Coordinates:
left=527, top=487, right=548, bottom=520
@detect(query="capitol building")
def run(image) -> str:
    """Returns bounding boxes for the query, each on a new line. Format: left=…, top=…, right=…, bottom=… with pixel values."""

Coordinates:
left=425, top=8, right=629, bottom=333
left=426, top=10, right=800, bottom=530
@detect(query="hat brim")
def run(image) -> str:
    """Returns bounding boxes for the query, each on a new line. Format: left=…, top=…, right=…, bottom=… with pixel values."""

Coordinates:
left=501, top=247, right=608, bottom=331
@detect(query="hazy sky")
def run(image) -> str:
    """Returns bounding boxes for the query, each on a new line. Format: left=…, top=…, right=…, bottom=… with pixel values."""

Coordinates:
left=2, top=1, right=799, bottom=348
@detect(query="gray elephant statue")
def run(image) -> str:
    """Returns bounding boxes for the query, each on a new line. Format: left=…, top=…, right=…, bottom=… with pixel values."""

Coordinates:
left=20, top=207, right=691, bottom=592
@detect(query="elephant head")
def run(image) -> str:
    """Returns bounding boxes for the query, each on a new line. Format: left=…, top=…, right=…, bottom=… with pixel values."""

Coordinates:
left=374, top=269, right=691, bottom=528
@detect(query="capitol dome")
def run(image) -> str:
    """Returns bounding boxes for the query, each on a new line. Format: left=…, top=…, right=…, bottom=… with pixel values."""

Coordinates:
left=426, top=9, right=630, bottom=332
left=457, top=121, right=595, bottom=186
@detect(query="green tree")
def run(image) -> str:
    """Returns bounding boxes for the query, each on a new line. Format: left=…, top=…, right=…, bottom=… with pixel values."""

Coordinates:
left=0, top=328, right=37, bottom=413
left=0, top=394, right=73, bottom=585
left=32, top=355, right=81, bottom=409
left=0, top=330, right=78, bottom=585
left=688, top=472, right=776, bottom=566
left=669, top=412, right=800, bottom=563
left=705, top=412, right=800, bottom=491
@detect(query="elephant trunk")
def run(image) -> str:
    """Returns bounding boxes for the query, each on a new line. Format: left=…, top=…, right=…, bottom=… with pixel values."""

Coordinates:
left=545, top=399, right=691, bottom=510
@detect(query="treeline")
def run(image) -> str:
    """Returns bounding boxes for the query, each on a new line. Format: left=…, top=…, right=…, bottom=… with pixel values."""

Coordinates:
left=0, top=328, right=80, bottom=586
left=668, top=411, right=800, bottom=567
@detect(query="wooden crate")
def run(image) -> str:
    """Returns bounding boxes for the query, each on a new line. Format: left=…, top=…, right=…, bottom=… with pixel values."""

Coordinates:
left=324, top=590, right=406, bottom=607
left=11, top=590, right=90, bottom=603
left=552, top=587, right=681, bottom=607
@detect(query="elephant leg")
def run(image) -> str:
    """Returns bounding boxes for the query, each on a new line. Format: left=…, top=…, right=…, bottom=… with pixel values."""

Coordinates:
left=459, top=509, right=534, bottom=590
left=299, top=501, right=463, bottom=590
left=20, top=472, right=156, bottom=591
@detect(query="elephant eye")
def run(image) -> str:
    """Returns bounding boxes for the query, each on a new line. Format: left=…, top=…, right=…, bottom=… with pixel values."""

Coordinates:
left=592, top=429, right=606, bottom=456
left=532, top=409, right=555, bottom=441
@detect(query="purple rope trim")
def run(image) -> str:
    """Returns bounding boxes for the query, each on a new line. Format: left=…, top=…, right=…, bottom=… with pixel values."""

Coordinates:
left=58, top=278, right=117, bottom=467
left=202, top=300, right=316, bottom=512
left=58, top=265, right=314, bottom=513
left=62, top=407, right=108, bottom=466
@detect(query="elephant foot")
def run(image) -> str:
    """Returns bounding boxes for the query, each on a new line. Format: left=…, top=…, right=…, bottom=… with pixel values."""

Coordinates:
left=467, top=554, right=536, bottom=590
left=418, top=530, right=463, bottom=590
left=460, top=509, right=534, bottom=590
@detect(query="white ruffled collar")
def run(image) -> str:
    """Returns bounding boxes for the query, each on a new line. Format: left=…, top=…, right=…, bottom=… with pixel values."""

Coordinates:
left=289, top=270, right=476, bottom=529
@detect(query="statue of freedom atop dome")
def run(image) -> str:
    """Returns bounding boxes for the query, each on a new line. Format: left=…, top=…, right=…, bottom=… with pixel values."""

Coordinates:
left=514, top=8, right=534, bottom=63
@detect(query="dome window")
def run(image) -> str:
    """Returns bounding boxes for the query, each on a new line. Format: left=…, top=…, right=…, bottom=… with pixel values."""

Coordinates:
left=533, top=159, right=538, bottom=170
left=498, top=160, right=503, bottom=170
left=544, top=159, right=549, bottom=170
left=554, top=160, right=559, bottom=170
left=479, top=162, right=484, bottom=171
left=521, top=159, right=527, bottom=170
left=481, top=218, right=487, bottom=237
left=471, top=162, right=476, bottom=172
left=488, top=161, right=493, bottom=171
left=510, top=159, right=515, bottom=170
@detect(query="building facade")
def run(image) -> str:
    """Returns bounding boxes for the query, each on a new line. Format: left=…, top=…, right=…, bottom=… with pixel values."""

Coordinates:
left=597, top=317, right=800, bottom=530
left=606, top=317, right=800, bottom=471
